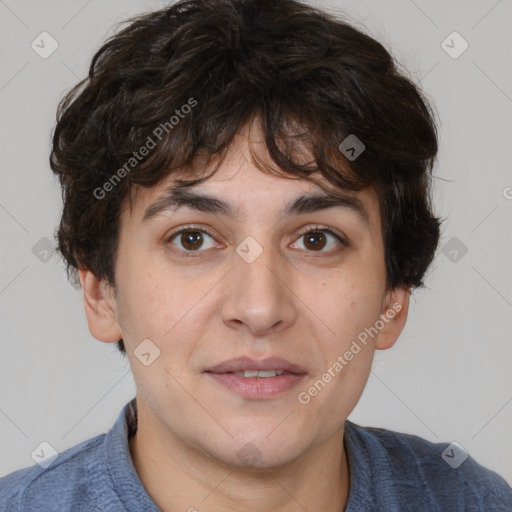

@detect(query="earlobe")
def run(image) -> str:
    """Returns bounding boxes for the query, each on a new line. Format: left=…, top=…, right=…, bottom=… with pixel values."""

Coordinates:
left=375, top=287, right=411, bottom=350
left=78, top=268, right=123, bottom=344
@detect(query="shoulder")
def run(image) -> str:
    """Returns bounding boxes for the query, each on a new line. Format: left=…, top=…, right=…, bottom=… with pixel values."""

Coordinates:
left=345, top=421, right=512, bottom=511
left=0, top=434, right=107, bottom=511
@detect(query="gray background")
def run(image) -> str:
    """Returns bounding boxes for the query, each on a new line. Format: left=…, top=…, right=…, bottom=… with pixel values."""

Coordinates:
left=1, top=0, right=511, bottom=484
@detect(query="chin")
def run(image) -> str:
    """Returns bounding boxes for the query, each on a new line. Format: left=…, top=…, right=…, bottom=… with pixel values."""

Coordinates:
left=202, top=425, right=307, bottom=470
left=214, top=444, right=304, bottom=472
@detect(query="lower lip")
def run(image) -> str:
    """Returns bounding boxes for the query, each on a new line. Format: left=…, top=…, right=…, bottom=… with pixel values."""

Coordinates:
left=205, top=372, right=306, bottom=399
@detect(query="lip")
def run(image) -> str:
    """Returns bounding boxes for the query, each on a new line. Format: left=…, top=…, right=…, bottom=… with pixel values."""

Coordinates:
left=205, top=356, right=307, bottom=374
left=204, top=356, right=307, bottom=399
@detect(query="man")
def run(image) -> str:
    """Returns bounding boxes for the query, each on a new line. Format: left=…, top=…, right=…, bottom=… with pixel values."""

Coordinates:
left=1, top=0, right=511, bottom=510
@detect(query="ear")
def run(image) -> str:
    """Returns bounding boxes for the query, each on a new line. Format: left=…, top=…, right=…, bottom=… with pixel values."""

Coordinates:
left=375, top=286, right=411, bottom=350
left=78, top=268, right=123, bottom=343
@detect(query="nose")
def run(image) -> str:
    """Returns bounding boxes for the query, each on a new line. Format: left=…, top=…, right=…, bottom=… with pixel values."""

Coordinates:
left=221, top=237, right=297, bottom=337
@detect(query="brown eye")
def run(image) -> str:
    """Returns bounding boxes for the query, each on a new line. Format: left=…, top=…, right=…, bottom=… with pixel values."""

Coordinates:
left=167, top=228, right=217, bottom=254
left=180, top=231, right=204, bottom=251
left=291, top=227, right=345, bottom=253
left=303, top=231, right=328, bottom=251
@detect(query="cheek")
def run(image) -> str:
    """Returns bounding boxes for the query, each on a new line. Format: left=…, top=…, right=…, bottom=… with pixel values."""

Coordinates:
left=320, top=273, right=385, bottom=348
left=306, top=285, right=380, bottom=421
left=114, top=255, right=177, bottom=342
left=115, top=256, right=218, bottom=357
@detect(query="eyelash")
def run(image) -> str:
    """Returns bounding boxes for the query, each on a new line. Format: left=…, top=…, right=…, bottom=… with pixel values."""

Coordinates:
left=166, top=224, right=347, bottom=259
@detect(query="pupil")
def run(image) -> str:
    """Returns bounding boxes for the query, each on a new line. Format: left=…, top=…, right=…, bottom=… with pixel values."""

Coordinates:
left=306, top=231, right=325, bottom=250
left=183, top=231, right=202, bottom=250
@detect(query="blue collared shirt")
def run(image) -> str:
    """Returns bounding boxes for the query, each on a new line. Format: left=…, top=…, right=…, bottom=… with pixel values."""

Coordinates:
left=1, top=398, right=511, bottom=511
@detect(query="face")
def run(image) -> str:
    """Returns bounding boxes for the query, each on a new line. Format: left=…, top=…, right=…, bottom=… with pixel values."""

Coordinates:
left=81, top=121, right=409, bottom=469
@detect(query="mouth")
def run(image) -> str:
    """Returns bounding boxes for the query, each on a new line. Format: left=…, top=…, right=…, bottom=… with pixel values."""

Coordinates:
left=204, top=356, right=307, bottom=399
left=205, top=356, right=307, bottom=375
left=231, top=369, right=288, bottom=378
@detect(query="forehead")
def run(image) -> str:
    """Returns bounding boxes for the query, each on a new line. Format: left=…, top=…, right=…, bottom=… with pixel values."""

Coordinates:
left=123, top=124, right=381, bottom=233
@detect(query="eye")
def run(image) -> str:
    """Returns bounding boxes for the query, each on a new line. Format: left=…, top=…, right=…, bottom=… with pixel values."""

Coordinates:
left=291, top=226, right=346, bottom=253
left=166, top=224, right=347, bottom=258
left=166, top=226, right=217, bottom=256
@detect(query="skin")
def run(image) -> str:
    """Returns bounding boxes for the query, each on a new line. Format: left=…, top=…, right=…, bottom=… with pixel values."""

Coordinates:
left=79, top=119, right=410, bottom=512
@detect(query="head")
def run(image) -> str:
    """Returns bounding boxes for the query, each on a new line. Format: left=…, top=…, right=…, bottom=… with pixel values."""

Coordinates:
left=50, top=0, right=441, bottom=468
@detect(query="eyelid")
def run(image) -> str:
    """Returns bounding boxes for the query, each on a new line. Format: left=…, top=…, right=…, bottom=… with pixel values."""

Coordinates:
left=166, top=224, right=217, bottom=241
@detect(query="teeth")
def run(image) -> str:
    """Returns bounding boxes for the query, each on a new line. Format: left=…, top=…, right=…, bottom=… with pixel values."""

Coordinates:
left=238, top=370, right=259, bottom=378
left=233, top=370, right=286, bottom=378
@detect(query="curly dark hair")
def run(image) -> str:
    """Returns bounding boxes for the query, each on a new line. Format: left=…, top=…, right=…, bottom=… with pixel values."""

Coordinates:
left=50, top=0, right=442, bottom=355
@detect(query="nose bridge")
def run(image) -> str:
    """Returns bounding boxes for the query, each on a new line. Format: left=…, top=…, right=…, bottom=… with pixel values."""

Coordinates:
left=237, top=238, right=278, bottom=288
left=222, top=233, right=296, bottom=334
left=235, top=233, right=282, bottom=300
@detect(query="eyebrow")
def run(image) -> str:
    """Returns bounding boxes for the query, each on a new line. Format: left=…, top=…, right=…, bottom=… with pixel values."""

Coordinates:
left=142, top=186, right=371, bottom=230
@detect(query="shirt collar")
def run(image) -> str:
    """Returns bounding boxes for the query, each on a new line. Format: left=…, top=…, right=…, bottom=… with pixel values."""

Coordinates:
left=104, top=398, right=161, bottom=511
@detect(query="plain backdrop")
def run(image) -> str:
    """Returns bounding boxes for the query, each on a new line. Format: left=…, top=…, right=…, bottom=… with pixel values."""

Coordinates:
left=1, top=0, right=511, bottom=485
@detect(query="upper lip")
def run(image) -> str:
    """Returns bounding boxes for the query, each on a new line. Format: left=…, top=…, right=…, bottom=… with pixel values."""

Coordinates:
left=205, top=356, right=307, bottom=374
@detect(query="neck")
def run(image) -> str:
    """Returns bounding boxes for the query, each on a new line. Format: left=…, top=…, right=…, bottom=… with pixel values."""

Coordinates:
left=129, top=402, right=350, bottom=512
